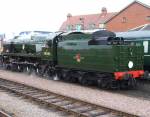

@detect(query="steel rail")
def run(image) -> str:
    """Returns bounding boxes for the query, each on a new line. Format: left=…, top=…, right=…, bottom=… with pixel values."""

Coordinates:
left=0, top=78, right=139, bottom=117
left=0, top=110, right=12, bottom=117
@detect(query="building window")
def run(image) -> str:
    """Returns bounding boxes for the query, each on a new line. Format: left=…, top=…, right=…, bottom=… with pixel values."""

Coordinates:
left=99, top=23, right=105, bottom=29
left=67, top=25, right=73, bottom=31
left=146, top=16, right=150, bottom=21
left=122, top=17, right=127, bottom=23
left=76, top=24, right=82, bottom=31
left=89, top=23, right=95, bottom=29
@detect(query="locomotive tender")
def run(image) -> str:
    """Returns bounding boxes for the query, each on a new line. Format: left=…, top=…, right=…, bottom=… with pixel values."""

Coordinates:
left=1, top=30, right=144, bottom=89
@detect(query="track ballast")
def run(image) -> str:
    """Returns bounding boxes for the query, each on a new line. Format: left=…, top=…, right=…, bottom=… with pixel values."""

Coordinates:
left=0, top=77, right=139, bottom=117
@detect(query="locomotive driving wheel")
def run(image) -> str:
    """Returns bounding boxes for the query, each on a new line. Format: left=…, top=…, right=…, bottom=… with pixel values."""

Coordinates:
left=45, top=66, right=57, bottom=80
left=10, top=63, right=17, bottom=71
left=24, top=65, right=32, bottom=74
left=35, top=65, right=45, bottom=76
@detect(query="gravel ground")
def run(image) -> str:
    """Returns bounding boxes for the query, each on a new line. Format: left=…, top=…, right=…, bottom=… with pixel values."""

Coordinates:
left=0, top=70, right=150, bottom=117
left=0, top=90, right=63, bottom=117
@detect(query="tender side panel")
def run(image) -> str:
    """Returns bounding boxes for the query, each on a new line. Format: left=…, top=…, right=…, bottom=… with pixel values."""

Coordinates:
left=57, top=41, right=114, bottom=72
left=113, top=45, right=144, bottom=72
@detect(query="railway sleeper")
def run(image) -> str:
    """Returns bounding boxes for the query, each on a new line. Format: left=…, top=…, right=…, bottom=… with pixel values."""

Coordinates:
left=46, top=98, right=65, bottom=103
left=54, top=101, right=74, bottom=106
left=71, top=106, right=93, bottom=113
left=0, top=78, right=139, bottom=117
left=86, top=109, right=110, bottom=116
left=62, top=103, right=85, bottom=109
left=38, top=95, right=58, bottom=100
left=31, top=93, right=49, bottom=98
left=42, top=96, right=59, bottom=101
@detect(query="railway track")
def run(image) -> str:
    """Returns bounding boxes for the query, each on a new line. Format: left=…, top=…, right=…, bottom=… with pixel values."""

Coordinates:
left=0, top=110, right=12, bottom=117
left=0, top=78, right=138, bottom=117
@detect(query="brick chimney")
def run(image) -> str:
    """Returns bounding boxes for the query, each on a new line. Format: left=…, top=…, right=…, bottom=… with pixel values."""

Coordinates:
left=101, top=7, right=107, bottom=16
left=67, top=13, right=72, bottom=19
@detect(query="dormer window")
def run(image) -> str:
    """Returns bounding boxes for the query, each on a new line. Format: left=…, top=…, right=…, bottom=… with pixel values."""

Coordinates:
left=99, top=23, right=105, bottom=29
left=146, top=16, right=150, bottom=21
left=67, top=25, right=73, bottom=31
left=89, top=23, right=95, bottom=29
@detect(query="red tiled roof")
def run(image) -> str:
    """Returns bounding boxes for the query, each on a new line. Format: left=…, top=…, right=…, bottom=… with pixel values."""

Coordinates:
left=59, top=12, right=116, bottom=31
left=105, top=0, right=150, bottom=23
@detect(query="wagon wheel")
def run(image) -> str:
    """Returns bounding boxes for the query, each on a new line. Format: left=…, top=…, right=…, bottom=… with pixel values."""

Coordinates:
left=79, top=73, right=93, bottom=86
left=45, top=66, right=57, bottom=80
left=97, top=78, right=110, bottom=89
left=120, top=75, right=137, bottom=89
left=120, top=80, right=129, bottom=89
left=63, top=71, right=72, bottom=82
left=59, top=70, right=67, bottom=80
left=23, top=65, right=31, bottom=74
left=7, top=64, right=12, bottom=70
left=68, top=71, right=78, bottom=83
left=17, top=65, right=23, bottom=72
left=35, top=65, right=44, bottom=76
left=109, top=80, right=119, bottom=89
left=35, top=67, right=42, bottom=76
left=10, top=63, right=16, bottom=71
left=128, top=78, right=137, bottom=89
left=56, top=69, right=66, bottom=80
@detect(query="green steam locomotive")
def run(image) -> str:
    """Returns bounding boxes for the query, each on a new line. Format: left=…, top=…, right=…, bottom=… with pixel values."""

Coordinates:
left=1, top=30, right=144, bottom=89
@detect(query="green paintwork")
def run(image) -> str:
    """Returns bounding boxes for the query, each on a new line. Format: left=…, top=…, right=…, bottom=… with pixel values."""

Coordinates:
left=2, top=43, right=53, bottom=61
left=116, top=31, right=150, bottom=67
left=125, top=40, right=150, bottom=66
left=3, top=44, right=36, bottom=53
left=24, top=44, right=36, bottom=53
left=2, top=53, right=41, bottom=58
left=113, top=46, right=143, bottom=71
left=3, top=44, right=22, bottom=53
left=2, top=47, right=53, bottom=60
left=57, top=40, right=144, bottom=72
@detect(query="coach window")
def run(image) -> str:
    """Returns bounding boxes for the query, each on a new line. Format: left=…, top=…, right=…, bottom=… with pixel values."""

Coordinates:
left=136, top=42, right=142, bottom=46
left=143, top=41, right=148, bottom=53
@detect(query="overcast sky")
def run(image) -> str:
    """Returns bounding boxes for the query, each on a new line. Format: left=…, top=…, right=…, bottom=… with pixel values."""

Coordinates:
left=0, top=0, right=150, bottom=36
